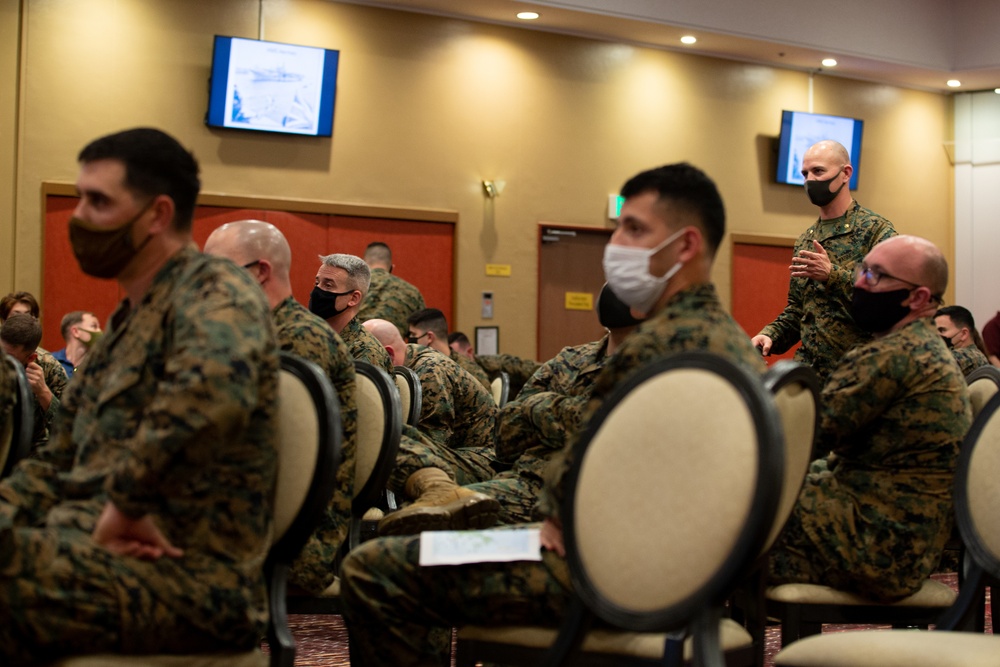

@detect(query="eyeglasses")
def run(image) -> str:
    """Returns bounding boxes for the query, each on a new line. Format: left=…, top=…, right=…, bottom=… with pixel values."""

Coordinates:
left=853, top=262, right=921, bottom=289
left=407, top=331, right=430, bottom=344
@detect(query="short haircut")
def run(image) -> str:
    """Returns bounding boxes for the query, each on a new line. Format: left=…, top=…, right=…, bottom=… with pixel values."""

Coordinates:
left=319, top=254, right=371, bottom=295
left=60, top=311, right=88, bottom=341
left=1, top=313, right=42, bottom=351
left=407, top=308, right=448, bottom=338
left=78, top=128, right=201, bottom=232
left=937, top=305, right=988, bottom=354
left=448, top=331, right=471, bottom=347
left=620, top=163, right=726, bottom=255
left=364, top=242, right=392, bottom=265
left=0, top=292, right=40, bottom=321
left=936, top=305, right=976, bottom=331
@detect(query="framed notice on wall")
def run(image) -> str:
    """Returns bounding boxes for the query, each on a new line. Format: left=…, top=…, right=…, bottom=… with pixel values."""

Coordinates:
left=476, top=326, right=499, bottom=356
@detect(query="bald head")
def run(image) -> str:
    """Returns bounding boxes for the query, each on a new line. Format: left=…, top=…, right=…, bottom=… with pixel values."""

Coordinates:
left=875, top=235, right=948, bottom=299
left=805, top=140, right=851, bottom=167
left=363, top=318, right=406, bottom=366
left=204, top=220, right=292, bottom=278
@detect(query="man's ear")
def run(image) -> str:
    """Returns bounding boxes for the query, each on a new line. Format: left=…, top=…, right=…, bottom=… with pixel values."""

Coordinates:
left=347, top=290, right=363, bottom=308
left=147, top=195, right=176, bottom=235
left=256, top=259, right=273, bottom=285
left=26, top=351, right=38, bottom=365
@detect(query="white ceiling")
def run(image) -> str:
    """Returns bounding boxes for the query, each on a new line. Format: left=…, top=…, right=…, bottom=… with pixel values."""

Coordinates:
left=340, top=0, right=1000, bottom=93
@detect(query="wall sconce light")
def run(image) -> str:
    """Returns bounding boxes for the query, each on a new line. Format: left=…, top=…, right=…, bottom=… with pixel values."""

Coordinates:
left=482, top=180, right=505, bottom=198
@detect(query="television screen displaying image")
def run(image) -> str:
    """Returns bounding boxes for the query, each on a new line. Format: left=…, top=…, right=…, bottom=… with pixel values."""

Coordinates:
left=775, top=110, right=863, bottom=190
left=206, top=35, right=339, bottom=137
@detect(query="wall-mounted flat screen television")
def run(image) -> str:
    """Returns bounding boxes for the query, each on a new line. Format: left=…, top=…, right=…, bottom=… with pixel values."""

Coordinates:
left=206, top=35, right=339, bottom=137
left=775, top=110, right=863, bottom=190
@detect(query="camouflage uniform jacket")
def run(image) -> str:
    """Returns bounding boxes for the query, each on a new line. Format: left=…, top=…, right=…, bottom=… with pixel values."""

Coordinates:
left=760, top=201, right=896, bottom=381
left=404, top=344, right=497, bottom=453
left=357, top=268, right=425, bottom=336
left=952, top=345, right=990, bottom=376
left=475, top=353, right=542, bottom=400
left=272, top=296, right=359, bottom=594
left=36, top=350, right=67, bottom=400
left=495, top=336, right=608, bottom=465
left=450, top=348, right=491, bottom=390
left=340, top=315, right=394, bottom=374
left=798, top=317, right=970, bottom=600
left=0, top=246, right=280, bottom=645
left=539, top=283, right=765, bottom=518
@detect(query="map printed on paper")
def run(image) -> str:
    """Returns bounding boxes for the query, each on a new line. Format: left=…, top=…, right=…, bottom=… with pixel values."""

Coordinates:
left=419, top=527, right=543, bottom=566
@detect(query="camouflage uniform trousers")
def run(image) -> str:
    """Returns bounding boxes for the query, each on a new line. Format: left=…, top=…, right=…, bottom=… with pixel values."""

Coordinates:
left=465, top=446, right=550, bottom=524
left=0, top=517, right=223, bottom=664
left=341, top=527, right=571, bottom=667
left=388, top=426, right=495, bottom=495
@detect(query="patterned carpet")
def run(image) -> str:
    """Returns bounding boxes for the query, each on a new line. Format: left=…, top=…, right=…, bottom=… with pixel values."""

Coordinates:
left=285, top=574, right=992, bottom=666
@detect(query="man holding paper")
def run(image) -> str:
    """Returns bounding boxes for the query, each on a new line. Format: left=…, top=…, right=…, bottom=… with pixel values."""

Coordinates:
left=340, top=163, right=765, bottom=667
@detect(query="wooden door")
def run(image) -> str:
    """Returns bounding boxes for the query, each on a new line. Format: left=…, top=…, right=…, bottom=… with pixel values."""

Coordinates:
left=536, top=225, right=612, bottom=362
left=731, top=236, right=800, bottom=365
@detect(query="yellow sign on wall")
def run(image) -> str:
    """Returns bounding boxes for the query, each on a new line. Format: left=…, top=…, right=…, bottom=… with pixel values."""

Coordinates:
left=564, top=292, right=593, bottom=311
left=485, top=264, right=512, bottom=276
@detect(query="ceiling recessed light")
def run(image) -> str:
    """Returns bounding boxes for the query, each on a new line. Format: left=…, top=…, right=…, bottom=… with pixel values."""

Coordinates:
left=821, top=58, right=837, bottom=67
left=516, top=11, right=539, bottom=20
left=680, top=35, right=697, bottom=45
left=995, top=88, right=1000, bottom=94
left=947, top=79, right=962, bottom=88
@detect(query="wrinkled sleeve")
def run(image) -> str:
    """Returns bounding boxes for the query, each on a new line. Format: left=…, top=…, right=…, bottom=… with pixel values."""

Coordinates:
left=816, top=343, right=899, bottom=455
left=104, top=284, right=270, bottom=518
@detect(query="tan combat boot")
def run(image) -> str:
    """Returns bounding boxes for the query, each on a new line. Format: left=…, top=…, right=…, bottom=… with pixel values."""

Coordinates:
left=377, top=468, right=500, bottom=536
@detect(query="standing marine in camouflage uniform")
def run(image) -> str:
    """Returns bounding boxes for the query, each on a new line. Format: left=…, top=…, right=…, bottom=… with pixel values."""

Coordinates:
left=358, top=241, right=426, bottom=336
left=308, top=252, right=394, bottom=374
left=364, top=319, right=500, bottom=535
left=0, top=128, right=279, bottom=663
left=770, top=236, right=970, bottom=601
left=341, top=163, right=766, bottom=667
left=407, top=307, right=492, bottom=391
left=465, top=284, right=642, bottom=524
left=935, top=305, right=991, bottom=376
left=204, top=219, right=358, bottom=595
left=0, top=314, right=64, bottom=454
left=754, top=140, right=896, bottom=381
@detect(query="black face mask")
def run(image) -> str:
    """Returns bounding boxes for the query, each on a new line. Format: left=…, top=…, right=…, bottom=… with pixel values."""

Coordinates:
left=805, top=168, right=846, bottom=207
left=851, top=286, right=912, bottom=333
left=308, top=286, right=352, bottom=320
left=597, top=283, right=643, bottom=329
left=941, top=333, right=956, bottom=349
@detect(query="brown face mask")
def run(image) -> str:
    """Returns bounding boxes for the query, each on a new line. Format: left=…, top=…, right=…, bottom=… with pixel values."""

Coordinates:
left=68, top=199, right=155, bottom=279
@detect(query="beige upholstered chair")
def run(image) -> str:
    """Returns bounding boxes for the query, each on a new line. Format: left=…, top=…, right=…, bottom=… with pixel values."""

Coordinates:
left=287, top=360, right=402, bottom=613
left=734, top=361, right=819, bottom=665
left=393, top=365, right=422, bottom=427
left=0, top=354, right=33, bottom=477
left=966, top=365, right=1000, bottom=420
left=455, top=352, right=785, bottom=667
left=773, top=391, right=1000, bottom=667
left=48, top=352, right=343, bottom=667
left=491, top=370, right=511, bottom=407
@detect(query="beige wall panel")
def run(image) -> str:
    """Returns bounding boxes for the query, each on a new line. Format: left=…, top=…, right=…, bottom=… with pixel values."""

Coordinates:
left=12, top=0, right=952, bottom=357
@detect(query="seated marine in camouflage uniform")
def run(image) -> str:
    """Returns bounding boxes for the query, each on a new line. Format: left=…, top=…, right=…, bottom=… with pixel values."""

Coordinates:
left=0, top=128, right=280, bottom=663
left=358, top=241, right=426, bottom=336
left=770, top=235, right=971, bottom=601
left=309, top=252, right=394, bottom=374
left=935, top=305, right=991, bottom=376
left=0, top=314, right=63, bottom=454
left=462, top=284, right=642, bottom=525
left=341, top=163, right=767, bottom=667
left=753, top=140, right=897, bottom=382
left=0, top=292, right=71, bottom=402
left=364, top=318, right=500, bottom=536
left=407, top=307, right=492, bottom=390
left=204, top=219, right=359, bottom=596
